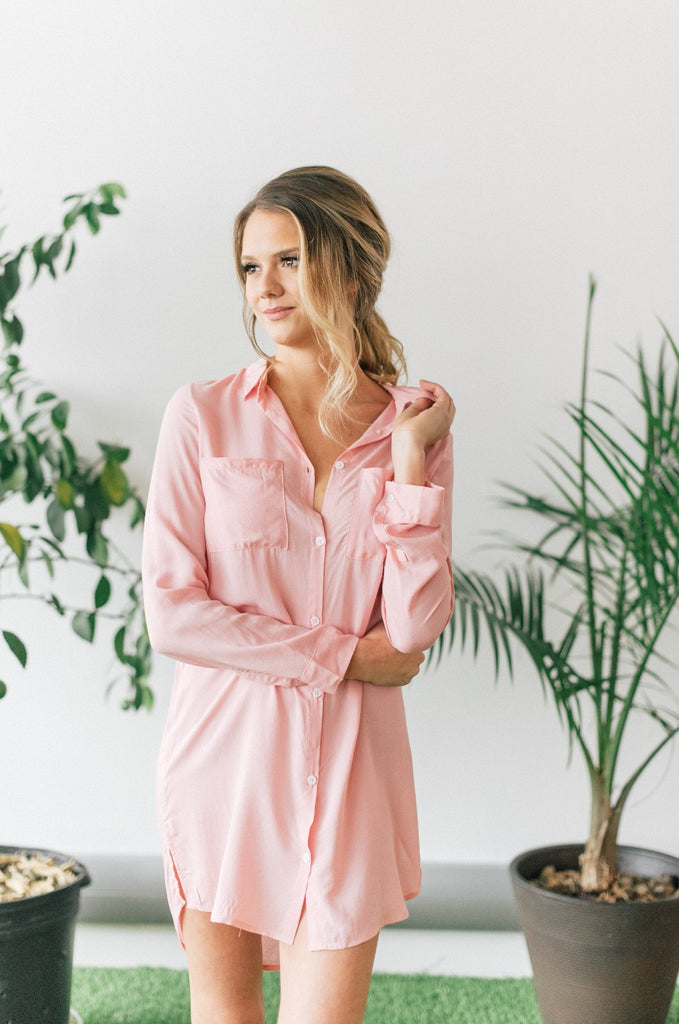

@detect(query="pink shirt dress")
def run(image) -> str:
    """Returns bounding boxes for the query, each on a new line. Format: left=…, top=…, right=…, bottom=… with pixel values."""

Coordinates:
left=142, top=359, right=454, bottom=969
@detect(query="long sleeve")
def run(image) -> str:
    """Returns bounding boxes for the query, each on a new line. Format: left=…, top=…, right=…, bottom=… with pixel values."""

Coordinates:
left=142, top=385, right=358, bottom=693
left=372, top=434, right=454, bottom=653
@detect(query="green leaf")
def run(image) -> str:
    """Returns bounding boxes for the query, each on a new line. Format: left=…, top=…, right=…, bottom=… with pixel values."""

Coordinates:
left=0, top=521, right=25, bottom=559
left=62, top=201, right=84, bottom=231
left=94, top=574, right=111, bottom=609
left=114, top=625, right=126, bottom=661
left=45, top=236, right=63, bottom=268
left=1, top=315, right=24, bottom=346
left=129, top=495, right=145, bottom=528
left=84, top=204, right=100, bottom=235
left=51, top=400, right=69, bottom=431
left=55, top=478, right=75, bottom=509
left=2, top=630, right=27, bottom=668
left=46, top=498, right=66, bottom=541
left=86, top=528, right=108, bottom=567
left=98, top=203, right=120, bottom=216
left=48, top=593, right=66, bottom=615
left=64, top=239, right=76, bottom=272
left=100, top=460, right=129, bottom=505
left=23, top=431, right=43, bottom=462
left=84, top=480, right=111, bottom=520
left=98, top=443, right=130, bottom=463
left=74, top=503, right=93, bottom=534
left=0, top=681, right=6, bottom=700
left=61, top=435, right=78, bottom=475
left=72, top=610, right=96, bottom=643
left=99, top=182, right=127, bottom=200
left=1, top=253, right=23, bottom=306
left=40, top=549, right=55, bottom=578
left=35, top=391, right=57, bottom=403
left=31, top=236, right=46, bottom=280
left=21, top=411, right=40, bottom=431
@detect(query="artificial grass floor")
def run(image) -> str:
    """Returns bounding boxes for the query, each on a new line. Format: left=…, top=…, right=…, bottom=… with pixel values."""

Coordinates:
left=71, top=968, right=679, bottom=1024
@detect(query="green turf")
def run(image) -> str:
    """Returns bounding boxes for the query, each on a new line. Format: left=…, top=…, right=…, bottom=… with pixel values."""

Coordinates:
left=71, top=968, right=679, bottom=1024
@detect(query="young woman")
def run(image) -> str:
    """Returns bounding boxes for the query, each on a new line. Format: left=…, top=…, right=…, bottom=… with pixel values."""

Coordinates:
left=142, top=166, right=455, bottom=1024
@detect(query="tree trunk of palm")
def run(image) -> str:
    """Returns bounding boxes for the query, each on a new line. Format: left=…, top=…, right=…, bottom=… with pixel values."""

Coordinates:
left=579, top=774, right=622, bottom=891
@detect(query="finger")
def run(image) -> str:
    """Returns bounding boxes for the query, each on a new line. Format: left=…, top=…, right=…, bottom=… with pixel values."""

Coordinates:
left=394, top=398, right=433, bottom=424
left=420, top=380, right=455, bottom=420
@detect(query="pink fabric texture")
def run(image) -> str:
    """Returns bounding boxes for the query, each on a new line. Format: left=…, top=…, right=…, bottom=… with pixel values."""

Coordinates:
left=142, top=360, right=454, bottom=969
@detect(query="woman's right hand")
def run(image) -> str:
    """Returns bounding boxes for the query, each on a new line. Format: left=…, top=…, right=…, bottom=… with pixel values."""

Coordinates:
left=345, top=623, right=425, bottom=687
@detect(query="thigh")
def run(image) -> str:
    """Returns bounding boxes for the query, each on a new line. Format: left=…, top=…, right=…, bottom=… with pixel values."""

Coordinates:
left=277, top=911, right=379, bottom=1024
left=182, top=908, right=265, bottom=1024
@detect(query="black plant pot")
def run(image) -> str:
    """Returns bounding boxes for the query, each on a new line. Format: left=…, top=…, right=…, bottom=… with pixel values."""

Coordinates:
left=0, top=846, right=90, bottom=1024
left=510, top=844, right=679, bottom=1024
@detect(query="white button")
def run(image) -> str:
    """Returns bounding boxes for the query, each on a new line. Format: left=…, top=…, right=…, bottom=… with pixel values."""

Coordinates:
left=335, top=460, right=344, bottom=470
left=386, top=494, right=395, bottom=504
left=303, top=852, right=311, bottom=865
left=315, top=536, right=325, bottom=546
left=312, top=688, right=322, bottom=699
left=307, top=775, right=317, bottom=786
left=310, top=616, right=320, bottom=627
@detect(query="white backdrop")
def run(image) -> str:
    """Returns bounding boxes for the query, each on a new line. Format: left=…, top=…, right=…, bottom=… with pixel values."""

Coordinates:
left=0, top=0, right=677, bottom=867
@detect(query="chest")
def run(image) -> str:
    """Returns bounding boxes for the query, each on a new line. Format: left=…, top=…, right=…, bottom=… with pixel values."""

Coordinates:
left=282, top=400, right=392, bottom=514
left=286, top=418, right=347, bottom=513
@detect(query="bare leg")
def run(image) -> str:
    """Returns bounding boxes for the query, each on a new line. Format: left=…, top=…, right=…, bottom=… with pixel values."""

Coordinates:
left=182, top=908, right=265, bottom=1024
left=277, top=911, right=379, bottom=1024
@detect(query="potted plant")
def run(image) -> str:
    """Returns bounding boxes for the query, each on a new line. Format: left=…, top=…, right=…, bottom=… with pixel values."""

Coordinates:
left=0, top=186, right=153, bottom=1024
left=437, top=278, right=679, bottom=1024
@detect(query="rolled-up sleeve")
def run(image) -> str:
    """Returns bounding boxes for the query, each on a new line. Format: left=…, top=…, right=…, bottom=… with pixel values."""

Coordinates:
left=372, top=434, right=454, bottom=653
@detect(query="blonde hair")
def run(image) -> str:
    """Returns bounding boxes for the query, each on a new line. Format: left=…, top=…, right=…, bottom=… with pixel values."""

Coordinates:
left=233, top=166, right=406, bottom=441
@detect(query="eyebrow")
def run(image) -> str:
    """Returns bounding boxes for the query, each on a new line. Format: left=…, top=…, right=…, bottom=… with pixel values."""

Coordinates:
left=240, top=248, right=299, bottom=262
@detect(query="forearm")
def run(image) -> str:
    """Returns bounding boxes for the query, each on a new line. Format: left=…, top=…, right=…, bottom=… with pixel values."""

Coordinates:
left=143, top=578, right=358, bottom=692
left=391, top=432, right=426, bottom=486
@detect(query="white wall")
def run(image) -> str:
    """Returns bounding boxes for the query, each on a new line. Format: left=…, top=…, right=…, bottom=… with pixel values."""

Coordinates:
left=1, top=0, right=678, bottom=867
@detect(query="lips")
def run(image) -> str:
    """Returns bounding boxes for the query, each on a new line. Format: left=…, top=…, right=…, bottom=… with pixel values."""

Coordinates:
left=262, top=306, right=294, bottom=320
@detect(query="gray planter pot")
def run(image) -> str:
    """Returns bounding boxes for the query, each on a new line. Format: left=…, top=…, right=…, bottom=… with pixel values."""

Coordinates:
left=0, top=846, right=90, bottom=1024
left=510, top=844, right=679, bottom=1024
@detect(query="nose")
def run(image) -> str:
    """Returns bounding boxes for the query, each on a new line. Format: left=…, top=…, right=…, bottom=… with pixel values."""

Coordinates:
left=259, top=264, right=283, bottom=298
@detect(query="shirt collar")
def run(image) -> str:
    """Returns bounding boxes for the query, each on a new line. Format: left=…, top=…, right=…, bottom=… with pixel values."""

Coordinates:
left=241, top=359, right=418, bottom=443
left=243, top=358, right=270, bottom=400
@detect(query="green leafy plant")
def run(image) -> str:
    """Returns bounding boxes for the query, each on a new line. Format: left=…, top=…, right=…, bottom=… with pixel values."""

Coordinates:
left=437, top=278, right=679, bottom=891
left=0, top=185, right=153, bottom=710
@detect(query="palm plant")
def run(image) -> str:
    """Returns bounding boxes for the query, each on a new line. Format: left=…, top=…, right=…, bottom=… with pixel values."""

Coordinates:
left=437, top=278, right=679, bottom=892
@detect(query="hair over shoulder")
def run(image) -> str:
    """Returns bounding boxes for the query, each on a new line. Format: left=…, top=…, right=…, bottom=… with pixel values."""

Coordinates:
left=234, top=166, right=406, bottom=440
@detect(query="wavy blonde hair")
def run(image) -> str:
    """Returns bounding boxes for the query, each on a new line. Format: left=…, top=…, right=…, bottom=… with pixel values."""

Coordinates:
left=233, top=166, right=406, bottom=441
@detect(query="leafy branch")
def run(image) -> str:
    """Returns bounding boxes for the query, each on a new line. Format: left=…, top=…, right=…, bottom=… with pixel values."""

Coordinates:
left=0, top=185, right=153, bottom=710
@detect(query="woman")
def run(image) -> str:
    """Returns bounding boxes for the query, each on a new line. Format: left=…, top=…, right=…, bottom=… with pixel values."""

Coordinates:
left=142, top=166, right=455, bottom=1024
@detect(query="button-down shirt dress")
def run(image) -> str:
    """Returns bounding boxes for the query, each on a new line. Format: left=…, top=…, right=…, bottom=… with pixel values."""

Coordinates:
left=142, top=359, right=454, bottom=969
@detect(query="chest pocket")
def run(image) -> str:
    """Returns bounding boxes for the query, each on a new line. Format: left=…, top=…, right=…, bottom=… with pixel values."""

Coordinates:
left=345, top=467, right=389, bottom=560
left=200, top=458, right=288, bottom=551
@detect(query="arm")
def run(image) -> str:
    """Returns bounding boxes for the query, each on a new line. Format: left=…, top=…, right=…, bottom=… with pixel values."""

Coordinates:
left=141, top=386, right=358, bottom=693
left=345, top=622, right=425, bottom=687
left=374, top=380, right=455, bottom=653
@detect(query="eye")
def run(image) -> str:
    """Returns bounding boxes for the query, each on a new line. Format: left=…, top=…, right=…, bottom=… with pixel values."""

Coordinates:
left=282, top=255, right=299, bottom=268
left=241, top=263, right=258, bottom=275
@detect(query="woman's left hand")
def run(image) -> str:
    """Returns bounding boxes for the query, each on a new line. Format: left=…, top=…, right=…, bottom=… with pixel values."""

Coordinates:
left=392, top=379, right=455, bottom=447
left=391, top=380, right=455, bottom=485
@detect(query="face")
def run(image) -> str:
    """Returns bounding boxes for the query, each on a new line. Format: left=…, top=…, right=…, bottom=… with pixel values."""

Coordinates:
left=240, top=208, right=316, bottom=352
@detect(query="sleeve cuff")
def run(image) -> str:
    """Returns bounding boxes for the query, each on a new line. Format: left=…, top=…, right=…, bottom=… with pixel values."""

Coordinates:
left=372, top=482, right=444, bottom=551
left=299, top=626, right=359, bottom=694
